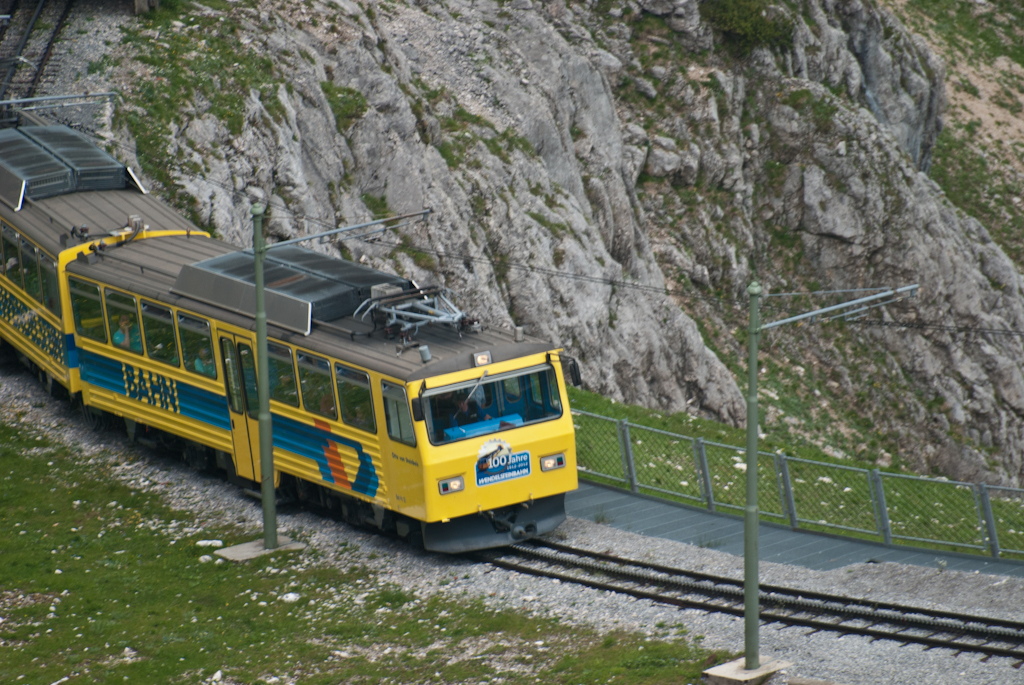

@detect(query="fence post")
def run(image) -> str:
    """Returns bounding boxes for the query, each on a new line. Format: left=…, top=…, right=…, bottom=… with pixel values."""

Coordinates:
left=871, top=469, right=892, bottom=545
left=777, top=454, right=798, bottom=529
left=618, top=419, right=639, bottom=493
left=978, top=484, right=1001, bottom=559
left=693, top=438, right=715, bottom=512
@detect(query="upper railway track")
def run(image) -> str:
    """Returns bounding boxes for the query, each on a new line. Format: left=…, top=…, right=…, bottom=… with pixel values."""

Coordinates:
left=0, top=0, right=74, bottom=107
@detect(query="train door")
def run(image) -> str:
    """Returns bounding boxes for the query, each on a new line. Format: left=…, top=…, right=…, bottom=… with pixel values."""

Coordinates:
left=218, top=333, right=260, bottom=483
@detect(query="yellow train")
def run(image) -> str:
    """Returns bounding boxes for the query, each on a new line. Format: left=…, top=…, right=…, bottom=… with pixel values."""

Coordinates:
left=0, top=121, right=578, bottom=552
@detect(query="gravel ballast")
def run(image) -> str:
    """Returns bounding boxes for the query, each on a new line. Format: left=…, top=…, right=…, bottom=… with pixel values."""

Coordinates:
left=2, top=358, right=1023, bottom=685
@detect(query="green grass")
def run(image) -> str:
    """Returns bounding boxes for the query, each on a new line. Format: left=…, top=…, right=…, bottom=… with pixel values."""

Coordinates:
left=905, top=0, right=1024, bottom=67
left=929, top=124, right=1024, bottom=265
left=698, top=0, right=794, bottom=57
left=781, top=89, right=838, bottom=132
left=321, top=81, right=368, bottom=133
left=527, top=211, right=569, bottom=238
left=394, top=234, right=437, bottom=270
left=1, top=419, right=728, bottom=682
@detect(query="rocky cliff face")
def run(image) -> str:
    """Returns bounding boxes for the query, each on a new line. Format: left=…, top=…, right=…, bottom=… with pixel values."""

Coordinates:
left=57, top=0, right=1024, bottom=484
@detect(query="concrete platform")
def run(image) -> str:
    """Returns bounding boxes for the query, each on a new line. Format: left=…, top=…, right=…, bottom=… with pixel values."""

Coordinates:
left=566, top=481, right=1024, bottom=577
left=704, top=656, right=792, bottom=685
left=215, top=535, right=306, bottom=561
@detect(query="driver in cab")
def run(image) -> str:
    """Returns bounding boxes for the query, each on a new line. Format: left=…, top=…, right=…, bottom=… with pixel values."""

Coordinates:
left=450, top=386, right=491, bottom=427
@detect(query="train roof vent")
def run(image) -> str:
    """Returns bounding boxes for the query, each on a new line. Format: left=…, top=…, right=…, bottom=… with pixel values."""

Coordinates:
left=0, top=128, right=74, bottom=204
left=171, top=246, right=413, bottom=336
left=20, top=126, right=127, bottom=192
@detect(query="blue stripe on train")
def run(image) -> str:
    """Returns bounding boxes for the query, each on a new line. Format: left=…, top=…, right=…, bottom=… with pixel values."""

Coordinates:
left=78, top=348, right=231, bottom=432
left=272, top=414, right=379, bottom=499
left=66, top=334, right=78, bottom=369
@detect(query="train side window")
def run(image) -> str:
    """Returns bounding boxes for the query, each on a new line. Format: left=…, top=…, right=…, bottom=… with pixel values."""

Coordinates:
left=105, top=291, right=143, bottom=354
left=39, top=258, right=60, bottom=315
left=179, top=314, right=216, bottom=378
left=503, top=377, right=522, bottom=401
left=528, top=374, right=543, bottom=406
left=20, top=240, right=43, bottom=303
left=268, top=343, right=298, bottom=406
left=336, top=364, right=376, bottom=434
left=1, top=225, right=23, bottom=289
left=141, top=301, right=179, bottom=366
left=382, top=381, right=415, bottom=446
left=69, top=278, right=106, bottom=343
left=298, top=352, right=336, bottom=419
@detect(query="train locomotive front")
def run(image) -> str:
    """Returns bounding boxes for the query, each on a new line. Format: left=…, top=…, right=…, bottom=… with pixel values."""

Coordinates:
left=398, top=346, right=578, bottom=552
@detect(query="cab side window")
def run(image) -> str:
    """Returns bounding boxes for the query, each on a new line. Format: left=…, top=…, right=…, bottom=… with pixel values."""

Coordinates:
left=179, top=314, right=215, bottom=378
left=268, top=343, right=298, bottom=406
left=105, top=291, right=143, bottom=354
left=1, top=225, right=23, bottom=289
left=382, top=381, right=415, bottom=446
left=337, top=364, right=376, bottom=434
left=298, top=352, right=336, bottom=419
left=141, top=301, right=179, bottom=366
left=69, top=278, right=106, bottom=343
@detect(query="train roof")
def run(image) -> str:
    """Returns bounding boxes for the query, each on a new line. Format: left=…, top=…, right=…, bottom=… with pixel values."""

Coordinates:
left=65, top=234, right=550, bottom=381
left=2, top=188, right=199, bottom=258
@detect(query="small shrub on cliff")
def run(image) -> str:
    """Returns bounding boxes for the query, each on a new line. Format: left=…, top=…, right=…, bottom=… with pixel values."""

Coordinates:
left=699, top=0, right=794, bottom=57
left=321, top=81, right=367, bottom=133
left=781, top=88, right=838, bottom=132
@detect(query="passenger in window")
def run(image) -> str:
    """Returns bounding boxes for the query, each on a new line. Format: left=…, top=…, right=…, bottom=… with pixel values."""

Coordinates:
left=113, top=313, right=142, bottom=352
left=320, top=396, right=336, bottom=416
left=194, top=347, right=214, bottom=376
left=452, top=386, right=492, bottom=426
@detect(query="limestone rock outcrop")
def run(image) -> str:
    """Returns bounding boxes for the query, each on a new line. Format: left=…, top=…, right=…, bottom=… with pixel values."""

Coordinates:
left=84, top=0, right=1024, bottom=484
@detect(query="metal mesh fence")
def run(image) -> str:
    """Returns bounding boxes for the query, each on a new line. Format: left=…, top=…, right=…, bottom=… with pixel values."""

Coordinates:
left=878, top=473, right=986, bottom=551
left=626, top=424, right=703, bottom=503
left=571, top=410, right=627, bottom=486
left=988, top=485, right=1024, bottom=559
left=701, top=440, right=786, bottom=522
left=570, top=407, right=1024, bottom=559
left=785, top=457, right=879, bottom=536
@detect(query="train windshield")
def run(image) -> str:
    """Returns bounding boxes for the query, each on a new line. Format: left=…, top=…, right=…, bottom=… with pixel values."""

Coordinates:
left=423, top=364, right=563, bottom=446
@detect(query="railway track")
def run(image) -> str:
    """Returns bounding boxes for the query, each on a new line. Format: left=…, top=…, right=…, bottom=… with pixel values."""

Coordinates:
left=0, top=0, right=74, bottom=103
left=475, top=539, right=1024, bottom=668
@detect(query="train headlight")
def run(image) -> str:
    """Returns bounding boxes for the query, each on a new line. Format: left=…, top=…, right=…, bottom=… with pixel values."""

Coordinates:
left=438, top=476, right=465, bottom=495
left=540, top=454, right=566, bottom=472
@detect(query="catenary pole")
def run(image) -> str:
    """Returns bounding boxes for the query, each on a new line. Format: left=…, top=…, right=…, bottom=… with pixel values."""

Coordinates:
left=739, top=280, right=918, bottom=672
left=744, top=281, right=762, bottom=670
left=252, top=205, right=278, bottom=550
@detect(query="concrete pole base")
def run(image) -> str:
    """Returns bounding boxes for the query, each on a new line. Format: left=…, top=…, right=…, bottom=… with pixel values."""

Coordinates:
left=703, top=657, right=793, bottom=685
left=214, top=536, right=306, bottom=562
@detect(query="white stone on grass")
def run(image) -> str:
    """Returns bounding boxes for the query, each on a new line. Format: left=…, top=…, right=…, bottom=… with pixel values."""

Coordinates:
left=280, top=592, right=301, bottom=603
left=196, top=539, right=224, bottom=548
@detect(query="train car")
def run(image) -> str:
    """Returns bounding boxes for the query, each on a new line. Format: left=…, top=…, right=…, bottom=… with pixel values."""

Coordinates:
left=0, top=120, right=580, bottom=552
